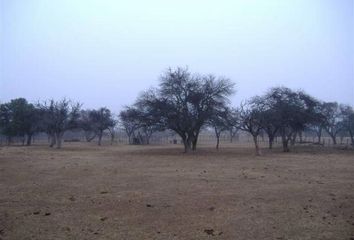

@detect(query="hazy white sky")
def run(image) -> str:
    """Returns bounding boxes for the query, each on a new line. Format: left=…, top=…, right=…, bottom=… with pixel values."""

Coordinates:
left=1, top=0, right=353, bottom=111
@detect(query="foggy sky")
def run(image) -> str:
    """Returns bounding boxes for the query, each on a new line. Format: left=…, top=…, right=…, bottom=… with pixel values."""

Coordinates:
left=1, top=0, right=353, bottom=112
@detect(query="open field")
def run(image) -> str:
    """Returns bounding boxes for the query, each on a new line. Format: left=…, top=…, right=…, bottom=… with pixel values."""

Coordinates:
left=0, top=143, right=354, bottom=240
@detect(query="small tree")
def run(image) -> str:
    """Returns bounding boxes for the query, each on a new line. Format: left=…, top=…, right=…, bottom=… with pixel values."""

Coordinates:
left=107, top=124, right=117, bottom=145
left=40, top=99, right=81, bottom=149
left=251, top=96, right=279, bottom=149
left=225, top=108, right=239, bottom=143
left=0, top=102, right=15, bottom=144
left=88, top=107, right=116, bottom=146
left=119, top=107, right=141, bottom=144
left=238, top=99, right=264, bottom=156
left=209, top=107, right=230, bottom=150
left=340, top=105, right=354, bottom=145
left=308, top=102, right=329, bottom=144
left=321, top=102, right=343, bottom=145
left=133, top=97, right=162, bottom=144
left=78, top=110, right=97, bottom=142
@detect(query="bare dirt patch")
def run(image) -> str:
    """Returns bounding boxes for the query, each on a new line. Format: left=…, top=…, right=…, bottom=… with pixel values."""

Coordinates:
left=0, top=143, right=353, bottom=239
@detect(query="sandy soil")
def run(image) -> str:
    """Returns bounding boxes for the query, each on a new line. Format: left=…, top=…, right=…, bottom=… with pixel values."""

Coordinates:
left=0, top=143, right=353, bottom=240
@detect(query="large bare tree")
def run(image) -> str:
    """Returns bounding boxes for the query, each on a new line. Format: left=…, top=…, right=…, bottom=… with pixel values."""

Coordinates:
left=135, top=67, right=235, bottom=152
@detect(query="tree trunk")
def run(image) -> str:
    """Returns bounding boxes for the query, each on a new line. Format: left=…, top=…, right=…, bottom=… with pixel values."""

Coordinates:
left=145, top=133, right=150, bottom=145
left=26, top=134, right=33, bottom=146
left=192, top=138, right=197, bottom=151
left=215, top=128, right=220, bottom=150
left=50, top=134, right=56, bottom=147
left=349, top=131, right=354, bottom=146
left=317, top=128, right=322, bottom=143
left=252, top=135, right=261, bottom=156
left=56, top=132, right=63, bottom=149
left=98, top=130, right=103, bottom=146
left=282, top=136, right=290, bottom=152
left=192, top=140, right=197, bottom=151
left=330, top=134, right=337, bottom=145
left=183, top=138, right=191, bottom=153
left=110, top=131, right=115, bottom=145
left=127, top=132, right=135, bottom=145
left=340, top=135, right=344, bottom=144
left=268, top=135, right=274, bottom=149
left=299, top=131, right=303, bottom=143
left=85, top=131, right=96, bottom=142
left=290, top=132, right=297, bottom=146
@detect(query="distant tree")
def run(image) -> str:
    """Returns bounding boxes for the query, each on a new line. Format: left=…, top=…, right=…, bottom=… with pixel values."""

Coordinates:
left=88, top=107, right=116, bottom=146
left=261, top=109, right=279, bottom=149
left=209, top=107, right=230, bottom=150
left=321, top=102, right=343, bottom=145
left=250, top=96, right=279, bottom=149
left=133, top=96, right=163, bottom=144
left=308, top=102, right=328, bottom=144
left=119, top=107, right=141, bottom=144
left=136, top=67, right=234, bottom=152
left=40, top=99, right=81, bottom=149
left=0, top=102, right=15, bottom=144
left=225, top=108, right=239, bottom=143
left=340, top=104, right=354, bottom=145
left=107, top=124, right=117, bottom=145
left=238, top=99, right=264, bottom=156
left=0, top=98, right=41, bottom=145
left=22, top=104, right=42, bottom=145
left=264, top=87, right=319, bottom=152
left=78, top=110, right=97, bottom=142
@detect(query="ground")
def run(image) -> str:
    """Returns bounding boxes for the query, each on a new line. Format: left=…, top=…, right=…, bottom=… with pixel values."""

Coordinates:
left=0, top=143, right=353, bottom=240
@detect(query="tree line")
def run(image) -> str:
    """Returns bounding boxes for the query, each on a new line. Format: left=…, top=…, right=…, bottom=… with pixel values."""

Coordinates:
left=119, top=67, right=354, bottom=154
left=1, top=67, right=353, bottom=153
left=0, top=99, right=116, bottom=148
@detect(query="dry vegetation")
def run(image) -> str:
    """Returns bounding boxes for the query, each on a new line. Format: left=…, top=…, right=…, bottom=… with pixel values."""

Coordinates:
left=0, top=143, right=354, bottom=240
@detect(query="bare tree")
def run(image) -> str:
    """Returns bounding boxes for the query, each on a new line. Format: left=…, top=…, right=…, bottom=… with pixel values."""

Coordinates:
left=78, top=110, right=97, bottom=142
left=225, top=108, right=239, bottom=143
left=119, top=107, right=141, bottom=144
left=307, top=102, right=329, bottom=144
left=209, top=107, right=230, bottom=150
left=238, top=100, right=264, bottom=156
left=40, top=99, right=81, bottom=149
left=250, top=96, right=279, bottom=149
left=321, top=102, right=343, bottom=145
left=107, top=125, right=117, bottom=145
left=263, top=87, right=319, bottom=152
left=87, top=107, right=116, bottom=146
left=340, top=104, right=354, bottom=145
left=136, top=67, right=235, bottom=152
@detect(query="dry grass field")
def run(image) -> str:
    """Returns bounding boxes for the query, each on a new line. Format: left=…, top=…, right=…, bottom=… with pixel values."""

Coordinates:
left=0, top=143, right=353, bottom=240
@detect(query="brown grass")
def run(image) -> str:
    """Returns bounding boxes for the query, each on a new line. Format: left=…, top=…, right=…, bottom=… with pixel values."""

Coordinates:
left=0, top=143, right=353, bottom=240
